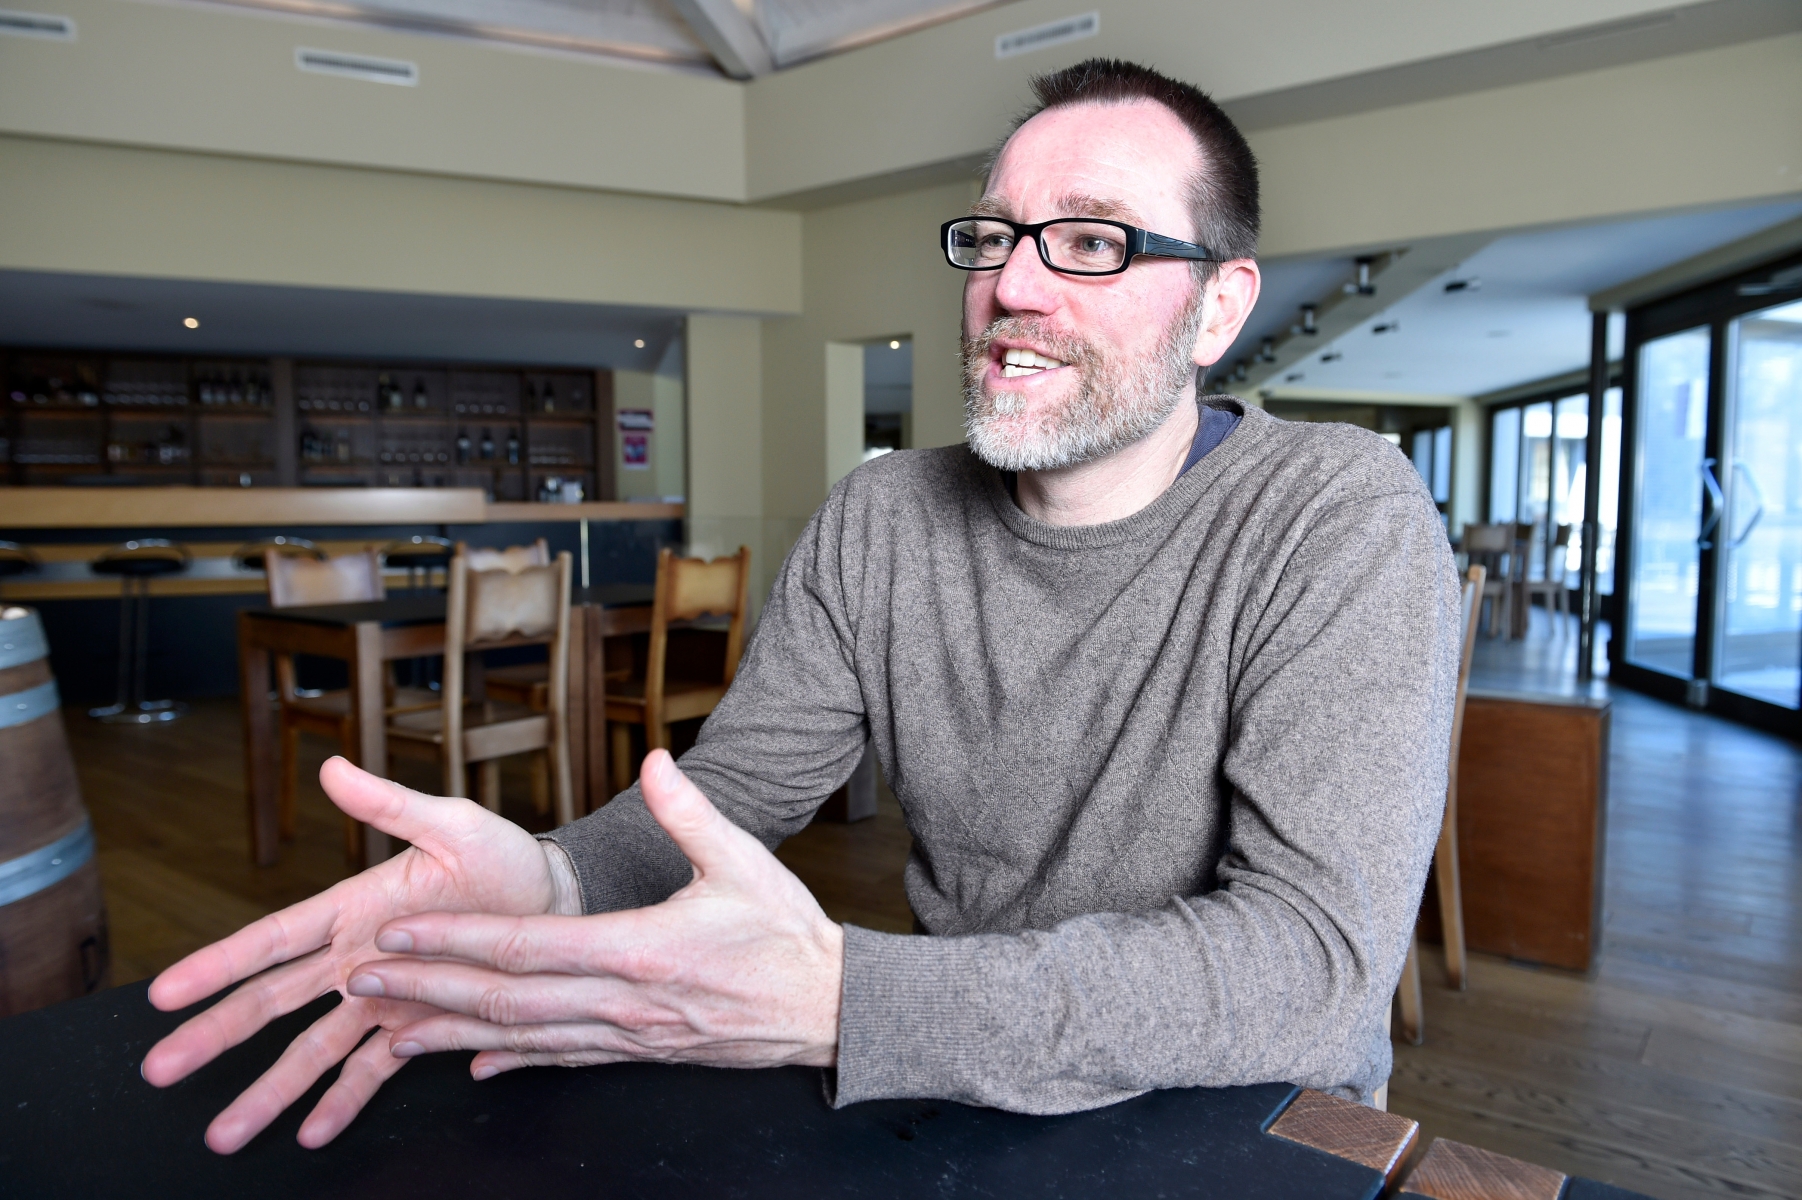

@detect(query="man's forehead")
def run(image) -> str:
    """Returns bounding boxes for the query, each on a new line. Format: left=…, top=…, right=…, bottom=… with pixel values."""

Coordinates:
left=979, top=100, right=1198, bottom=227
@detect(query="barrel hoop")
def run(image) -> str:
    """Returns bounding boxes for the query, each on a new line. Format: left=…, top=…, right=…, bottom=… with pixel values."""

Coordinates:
left=0, top=612, right=49, bottom=670
left=0, top=820, right=94, bottom=907
left=0, top=679, right=60, bottom=729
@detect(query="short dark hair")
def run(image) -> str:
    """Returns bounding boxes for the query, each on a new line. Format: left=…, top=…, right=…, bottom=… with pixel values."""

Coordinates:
left=1000, top=58, right=1260, bottom=271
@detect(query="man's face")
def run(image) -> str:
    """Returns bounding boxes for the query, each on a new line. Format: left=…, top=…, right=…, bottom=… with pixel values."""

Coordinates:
left=962, top=100, right=1214, bottom=472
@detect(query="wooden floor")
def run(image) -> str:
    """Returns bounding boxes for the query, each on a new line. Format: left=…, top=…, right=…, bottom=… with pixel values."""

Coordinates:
left=58, top=613, right=1801, bottom=1198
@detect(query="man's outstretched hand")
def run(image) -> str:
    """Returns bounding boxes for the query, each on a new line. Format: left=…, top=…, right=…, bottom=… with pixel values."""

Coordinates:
left=141, top=757, right=565, bottom=1154
left=343, top=750, right=845, bottom=1083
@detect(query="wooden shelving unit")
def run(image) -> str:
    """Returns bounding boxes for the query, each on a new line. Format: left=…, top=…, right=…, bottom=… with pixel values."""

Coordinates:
left=3, top=350, right=613, bottom=500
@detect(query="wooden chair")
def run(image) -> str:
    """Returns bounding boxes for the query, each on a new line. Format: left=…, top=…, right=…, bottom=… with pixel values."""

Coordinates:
left=1395, top=563, right=1486, bottom=1046
left=458, top=541, right=558, bottom=814
left=1461, top=524, right=1517, bottom=639
left=265, top=549, right=437, bottom=859
left=387, top=550, right=576, bottom=826
left=605, top=546, right=751, bottom=794
left=1523, top=523, right=1573, bottom=629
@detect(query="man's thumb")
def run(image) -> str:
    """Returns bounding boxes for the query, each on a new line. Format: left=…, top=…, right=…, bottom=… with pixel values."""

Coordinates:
left=639, top=750, right=748, bottom=880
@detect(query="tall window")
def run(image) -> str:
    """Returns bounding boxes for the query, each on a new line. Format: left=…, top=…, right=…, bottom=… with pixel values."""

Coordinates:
left=1487, top=387, right=1621, bottom=594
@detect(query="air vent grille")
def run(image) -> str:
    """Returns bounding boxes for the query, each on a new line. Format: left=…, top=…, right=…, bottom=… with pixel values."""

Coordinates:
left=0, top=9, right=75, bottom=39
left=995, top=11, right=1098, bottom=60
left=295, top=47, right=419, bottom=86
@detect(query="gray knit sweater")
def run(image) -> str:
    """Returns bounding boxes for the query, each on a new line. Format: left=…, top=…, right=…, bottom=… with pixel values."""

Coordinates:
left=547, top=399, right=1461, bottom=1112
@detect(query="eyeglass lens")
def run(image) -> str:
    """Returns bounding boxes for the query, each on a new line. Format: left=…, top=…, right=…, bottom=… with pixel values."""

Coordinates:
left=947, top=219, right=1129, bottom=273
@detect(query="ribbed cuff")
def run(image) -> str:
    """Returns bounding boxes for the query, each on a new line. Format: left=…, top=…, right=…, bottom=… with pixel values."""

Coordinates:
left=833, top=924, right=993, bottom=1108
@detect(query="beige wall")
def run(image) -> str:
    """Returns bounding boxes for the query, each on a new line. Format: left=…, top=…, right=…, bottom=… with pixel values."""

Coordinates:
left=744, top=0, right=1705, bottom=201
left=1253, top=32, right=1802, bottom=258
left=0, top=135, right=801, bottom=315
left=685, top=313, right=781, bottom=604
left=758, top=179, right=973, bottom=569
left=610, top=370, right=687, bottom=502
left=0, top=0, right=745, bottom=201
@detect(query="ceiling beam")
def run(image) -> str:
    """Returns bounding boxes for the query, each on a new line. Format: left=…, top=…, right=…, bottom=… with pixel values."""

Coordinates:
left=668, top=0, right=773, bottom=79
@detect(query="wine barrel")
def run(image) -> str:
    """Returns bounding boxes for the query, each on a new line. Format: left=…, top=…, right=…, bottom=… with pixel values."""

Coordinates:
left=0, top=605, right=110, bottom=1017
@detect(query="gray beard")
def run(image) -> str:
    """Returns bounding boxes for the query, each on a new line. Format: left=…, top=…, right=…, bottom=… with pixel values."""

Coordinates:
left=961, top=299, right=1206, bottom=472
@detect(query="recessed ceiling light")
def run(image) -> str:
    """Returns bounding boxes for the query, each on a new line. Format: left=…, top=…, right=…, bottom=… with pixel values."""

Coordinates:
left=182, top=317, right=199, bottom=329
left=1321, top=351, right=1342, bottom=363
left=1444, top=278, right=1481, bottom=293
left=889, top=340, right=901, bottom=349
left=634, top=338, right=645, bottom=348
left=1372, top=322, right=1399, bottom=335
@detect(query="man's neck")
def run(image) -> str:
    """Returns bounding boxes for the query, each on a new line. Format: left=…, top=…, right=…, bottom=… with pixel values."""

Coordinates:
left=1014, top=389, right=1200, bottom=527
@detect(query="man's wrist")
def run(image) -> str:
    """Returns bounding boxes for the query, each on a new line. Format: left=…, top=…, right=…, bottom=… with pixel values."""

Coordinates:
left=538, top=839, right=584, bottom=916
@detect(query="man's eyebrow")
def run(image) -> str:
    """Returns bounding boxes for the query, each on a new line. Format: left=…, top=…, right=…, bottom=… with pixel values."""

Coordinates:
left=967, top=193, right=1148, bottom=224
left=1055, top=193, right=1143, bottom=224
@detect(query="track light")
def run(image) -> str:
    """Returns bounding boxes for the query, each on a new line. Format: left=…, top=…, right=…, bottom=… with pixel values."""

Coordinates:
left=1258, top=338, right=1276, bottom=363
left=1233, top=360, right=1249, bottom=382
left=1344, top=258, right=1376, bottom=297
left=1298, top=305, right=1318, bottom=336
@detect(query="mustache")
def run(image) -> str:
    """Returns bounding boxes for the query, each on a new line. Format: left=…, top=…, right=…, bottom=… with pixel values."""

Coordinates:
left=964, top=317, right=1091, bottom=367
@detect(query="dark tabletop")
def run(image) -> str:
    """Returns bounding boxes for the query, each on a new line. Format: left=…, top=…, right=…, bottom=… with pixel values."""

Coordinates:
left=241, top=585, right=657, bottom=630
left=0, top=981, right=1386, bottom=1200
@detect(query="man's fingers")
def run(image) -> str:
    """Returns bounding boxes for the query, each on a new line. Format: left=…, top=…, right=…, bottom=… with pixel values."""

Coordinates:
left=295, top=1026, right=413, bottom=1149
left=201, top=999, right=378, bottom=1154
left=347, top=959, right=649, bottom=1026
left=148, top=893, right=345, bottom=1014
left=385, top=1013, right=650, bottom=1059
left=144, top=952, right=340, bottom=1087
left=372, top=911, right=661, bottom=978
left=638, top=750, right=764, bottom=882
left=469, top=1049, right=629, bottom=1080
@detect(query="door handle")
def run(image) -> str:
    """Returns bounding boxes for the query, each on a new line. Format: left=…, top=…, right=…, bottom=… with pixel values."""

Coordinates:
left=1697, top=458, right=1724, bottom=549
left=1730, top=459, right=1766, bottom=548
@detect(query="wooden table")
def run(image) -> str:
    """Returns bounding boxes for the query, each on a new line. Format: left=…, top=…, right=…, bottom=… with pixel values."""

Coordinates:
left=238, top=585, right=655, bottom=868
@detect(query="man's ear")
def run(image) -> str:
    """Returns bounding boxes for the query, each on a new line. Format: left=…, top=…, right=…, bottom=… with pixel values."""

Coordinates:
left=1191, top=259, right=1262, bottom=369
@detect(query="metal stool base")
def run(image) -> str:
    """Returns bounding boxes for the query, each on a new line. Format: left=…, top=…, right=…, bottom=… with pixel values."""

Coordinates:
left=90, top=699, right=189, bottom=724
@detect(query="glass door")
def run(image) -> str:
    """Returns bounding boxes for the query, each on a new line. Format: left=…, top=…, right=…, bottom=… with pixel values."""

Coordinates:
left=1711, top=299, right=1802, bottom=710
left=1624, top=327, right=1710, bottom=681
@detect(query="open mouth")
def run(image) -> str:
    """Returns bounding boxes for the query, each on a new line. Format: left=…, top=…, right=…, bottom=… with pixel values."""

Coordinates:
left=998, top=348, right=1070, bottom=379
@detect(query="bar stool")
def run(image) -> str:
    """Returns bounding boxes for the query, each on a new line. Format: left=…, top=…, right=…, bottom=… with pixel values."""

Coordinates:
left=231, top=536, right=323, bottom=573
left=89, top=539, right=190, bottom=724
left=383, top=536, right=454, bottom=591
left=0, top=541, right=40, bottom=578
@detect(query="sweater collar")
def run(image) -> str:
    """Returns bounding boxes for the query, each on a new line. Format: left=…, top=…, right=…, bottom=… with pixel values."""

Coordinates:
left=981, top=397, right=1265, bottom=551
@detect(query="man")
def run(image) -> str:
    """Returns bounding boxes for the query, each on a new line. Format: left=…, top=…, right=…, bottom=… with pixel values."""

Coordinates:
left=144, top=59, right=1459, bottom=1154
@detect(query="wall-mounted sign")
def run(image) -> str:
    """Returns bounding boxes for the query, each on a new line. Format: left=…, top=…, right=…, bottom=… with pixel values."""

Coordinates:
left=622, top=433, right=649, bottom=469
left=617, top=409, right=654, bottom=431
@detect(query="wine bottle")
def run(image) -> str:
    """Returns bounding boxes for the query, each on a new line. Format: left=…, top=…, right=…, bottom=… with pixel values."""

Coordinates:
left=505, top=428, right=520, bottom=465
left=455, top=427, right=471, bottom=464
left=480, top=427, right=495, bottom=461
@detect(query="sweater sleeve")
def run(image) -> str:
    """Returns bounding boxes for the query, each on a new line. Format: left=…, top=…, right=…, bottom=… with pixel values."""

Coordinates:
left=544, top=484, right=870, bottom=914
left=830, top=489, right=1461, bottom=1112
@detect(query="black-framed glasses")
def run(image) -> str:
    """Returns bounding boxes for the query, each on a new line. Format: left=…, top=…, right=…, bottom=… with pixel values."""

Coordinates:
left=941, top=217, right=1218, bottom=277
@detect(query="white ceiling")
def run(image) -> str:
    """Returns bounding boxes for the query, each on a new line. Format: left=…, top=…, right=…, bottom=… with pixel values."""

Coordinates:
left=1236, top=197, right=1802, bottom=400
left=208, top=0, right=1002, bottom=71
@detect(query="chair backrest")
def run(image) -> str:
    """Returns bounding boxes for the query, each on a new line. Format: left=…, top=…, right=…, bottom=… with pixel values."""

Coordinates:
left=646, top=546, right=753, bottom=707
left=440, top=550, right=574, bottom=801
left=458, top=538, right=550, bottom=574
left=1461, top=523, right=1511, bottom=555
left=266, top=549, right=385, bottom=608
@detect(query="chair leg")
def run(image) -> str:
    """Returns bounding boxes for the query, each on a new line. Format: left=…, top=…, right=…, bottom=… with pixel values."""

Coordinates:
left=529, top=752, right=550, bottom=816
left=611, top=723, right=634, bottom=795
left=1435, top=812, right=1467, bottom=990
left=278, top=722, right=300, bottom=841
left=477, top=759, right=502, bottom=814
left=1395, top=936, right=1424, bottom=1046
left=649, top=722, right=670, bottom=753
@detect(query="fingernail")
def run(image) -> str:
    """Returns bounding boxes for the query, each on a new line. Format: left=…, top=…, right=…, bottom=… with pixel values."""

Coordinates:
left=651, top=752, right=675, bottom=786
left=472, top=1065, right=497, bottom=1081
left=392, top=1040, right=424, bottom=1058
left=375, top=930, right=414, bottom=953
left=346, top=974, right=385, bottom=998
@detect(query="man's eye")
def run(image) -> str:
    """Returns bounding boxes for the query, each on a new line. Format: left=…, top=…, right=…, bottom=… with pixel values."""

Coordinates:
left=1077, top=237, right=1112, bottom=254
left=980, top=234, right=1014, bottom=251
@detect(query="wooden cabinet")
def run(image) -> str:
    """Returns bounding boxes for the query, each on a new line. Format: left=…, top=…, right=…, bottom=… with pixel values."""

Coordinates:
left=1437, top=690, right=1611, bottom=972
left=4, top=349, right=614, bottom=500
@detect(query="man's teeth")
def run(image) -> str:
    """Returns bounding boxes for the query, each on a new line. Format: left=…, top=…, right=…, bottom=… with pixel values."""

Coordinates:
left=1000, top=348, right=1067, bottom=378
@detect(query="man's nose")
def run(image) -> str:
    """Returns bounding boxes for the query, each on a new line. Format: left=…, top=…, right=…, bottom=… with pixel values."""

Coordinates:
left=992, top=234, right=1060, bottom=314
